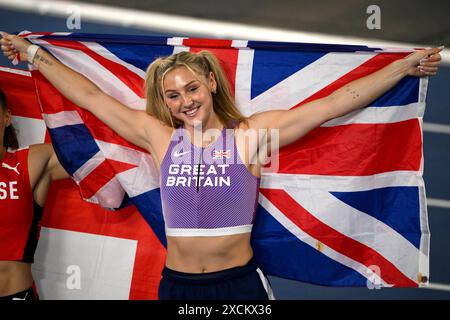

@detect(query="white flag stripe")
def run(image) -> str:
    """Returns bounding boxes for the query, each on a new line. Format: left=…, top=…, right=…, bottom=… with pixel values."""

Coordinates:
left=116, top=165, right=160, bottom=197
left=289, top=188, right=423, bottom=282
left=172, top=45, right=190, bottom=55
left=72, top=151, right=105, bottom=181
left=418, top=120, right=425, bottom=175
left=41, top=104, right=158, bottom=196
left=71, top=152, right=129, bottom=208
left=321, top=103, right=424, bottom=126
left=232, top=40, right=249, bottom=48
left=33, top=228, right=136, bottom=299
left=96, top=140, right=160, bottom=196
left=11, top=116, right=46, bottom=147
left=167, top=37, right=186, bottom=46
left=96, top=140, right=152, bottom=166
left=0, top=66, right=31, bottom=77
left=418, top=184, right=430, bottom=285
left=235, top=48, right=255, bottom=114
left=261, top=171, right=421, bottom=191
left=81, top=42, right=147, bottom=79
left=34, top=40, right=146, bottom=110
left=258, top=192, right=391, bottom=287
left=88, top=176, right=127, bottom=208
left=42, top=111, right=84, bottom=128
left=51, top=32, right=72, bottom=36
left=245, top=52, right=376, bottom=114
left=419, top=77, right=429, bottom=105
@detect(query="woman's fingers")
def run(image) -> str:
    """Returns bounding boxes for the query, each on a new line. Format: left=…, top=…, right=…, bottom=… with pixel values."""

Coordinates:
left=0, top=32, right=14, bottom=42
left=421, top=52, right=441, bottom=60
left=419, top=66, right=438, bottom=72
left=1, top=43, right=13, bottom=50
left=417, top=67, right=436, bottom=76
left=400, top=46, right=442, bottom=76
left=420, top=62, right=440, bottom=68
left=420, top=54, right=442, bottom=65
left=1, top=38, right=15, bottom=53
left=426, top=46, right=444, bottom=56
left=414, top=47, right=443, bottom=77
left=421, top=54, right=441, bottom=62
left=0, top=39, right=10, bottom=49
left=3, top=51, right=16, bottom=60
left=1, top=37, right=17, bottom=60
left=405, top=47, right=442, bottom=68
left=2, top=46, right=14, bottom=56
left=0, top=32, right=13, bottom=48
left=429, top=52, right=442, bottom=60
left=413, top=46, right=443, bottom=63
left=1, top=48, right=14, bottom=59
left=3, top=48, right=13, bottom=56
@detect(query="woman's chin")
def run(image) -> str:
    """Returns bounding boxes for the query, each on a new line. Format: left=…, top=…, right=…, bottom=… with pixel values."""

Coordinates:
left=183, top=115, right=204, bottom=127
left=178, top=107, right=211, bottom=128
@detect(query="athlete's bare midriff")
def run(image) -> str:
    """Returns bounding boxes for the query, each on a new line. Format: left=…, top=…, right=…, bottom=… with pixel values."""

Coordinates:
left=165, top=233, right=253, bottom=273
left=0, top=261, right=33, bottom=297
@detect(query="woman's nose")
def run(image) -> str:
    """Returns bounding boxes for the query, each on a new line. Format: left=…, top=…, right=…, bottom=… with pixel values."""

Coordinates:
left=181, top=94, right=193, bottom=107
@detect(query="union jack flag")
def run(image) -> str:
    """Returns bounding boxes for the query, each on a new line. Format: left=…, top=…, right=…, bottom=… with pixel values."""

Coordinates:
left=213, top=149, right=231, bottom=159
left=2, top=32, right=430, bottom=297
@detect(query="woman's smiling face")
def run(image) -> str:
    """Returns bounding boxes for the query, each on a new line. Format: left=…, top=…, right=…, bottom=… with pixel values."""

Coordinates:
left=162, top=66, right=217, bottom=128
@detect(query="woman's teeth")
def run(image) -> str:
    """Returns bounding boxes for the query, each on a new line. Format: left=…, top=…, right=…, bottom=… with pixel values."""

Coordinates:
left=184, top=106, right=200, bottom=117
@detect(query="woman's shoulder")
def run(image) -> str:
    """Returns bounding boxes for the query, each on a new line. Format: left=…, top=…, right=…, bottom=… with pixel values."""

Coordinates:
left=6, top=146, right=31, bottom=160
left=233, top=117, right=257, bottom=132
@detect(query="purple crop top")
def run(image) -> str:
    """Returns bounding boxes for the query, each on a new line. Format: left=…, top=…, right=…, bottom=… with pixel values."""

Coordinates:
left=160, top=123, right=260, bottom=237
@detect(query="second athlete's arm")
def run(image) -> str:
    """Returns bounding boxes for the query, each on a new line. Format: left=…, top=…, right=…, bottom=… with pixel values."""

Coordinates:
left=28, top=144, right=69, bottom=206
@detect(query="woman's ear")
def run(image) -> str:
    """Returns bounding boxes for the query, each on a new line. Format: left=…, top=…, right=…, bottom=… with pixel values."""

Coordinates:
left=209, top=71, right=217, bottom=93
left=3, top=108, right=12, bottom=127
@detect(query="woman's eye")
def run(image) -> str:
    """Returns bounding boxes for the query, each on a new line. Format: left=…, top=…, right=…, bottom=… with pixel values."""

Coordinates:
left=189, top=87, right=198, bottom=92
left=168, top=95, right=178, bottom=99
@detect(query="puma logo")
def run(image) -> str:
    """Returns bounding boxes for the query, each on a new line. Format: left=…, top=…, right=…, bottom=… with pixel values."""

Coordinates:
left=2, top=162, right=20, bottom=175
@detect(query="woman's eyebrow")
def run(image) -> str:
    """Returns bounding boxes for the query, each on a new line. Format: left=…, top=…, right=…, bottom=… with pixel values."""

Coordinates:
left=164, top=80, right=199, bottom=93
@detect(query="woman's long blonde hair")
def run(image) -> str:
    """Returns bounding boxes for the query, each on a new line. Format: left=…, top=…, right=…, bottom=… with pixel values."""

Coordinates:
left=145, top=50, right=247, bottom=128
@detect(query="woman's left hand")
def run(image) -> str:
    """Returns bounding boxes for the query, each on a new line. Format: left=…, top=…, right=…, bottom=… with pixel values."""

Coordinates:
left=404, top=46, right=444, bottom=77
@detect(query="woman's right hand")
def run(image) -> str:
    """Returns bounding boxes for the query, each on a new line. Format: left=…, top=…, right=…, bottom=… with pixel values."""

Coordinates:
left=0, top=31, right=33, bottom=63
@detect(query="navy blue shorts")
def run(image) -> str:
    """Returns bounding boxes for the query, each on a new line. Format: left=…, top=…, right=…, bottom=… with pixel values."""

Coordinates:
left=158, top=257, right=275, bottom=300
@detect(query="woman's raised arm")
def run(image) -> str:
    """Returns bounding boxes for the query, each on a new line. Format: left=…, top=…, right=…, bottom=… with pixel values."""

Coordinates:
left=0, top=32, right=168, bottom=154
left=249, top=46, right=443, bottom=149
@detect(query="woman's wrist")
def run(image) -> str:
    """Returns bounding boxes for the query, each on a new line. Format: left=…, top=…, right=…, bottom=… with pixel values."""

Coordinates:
left=26, top=44, right=40, bottom=65
left=390, top=58, right=411, bottom=79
